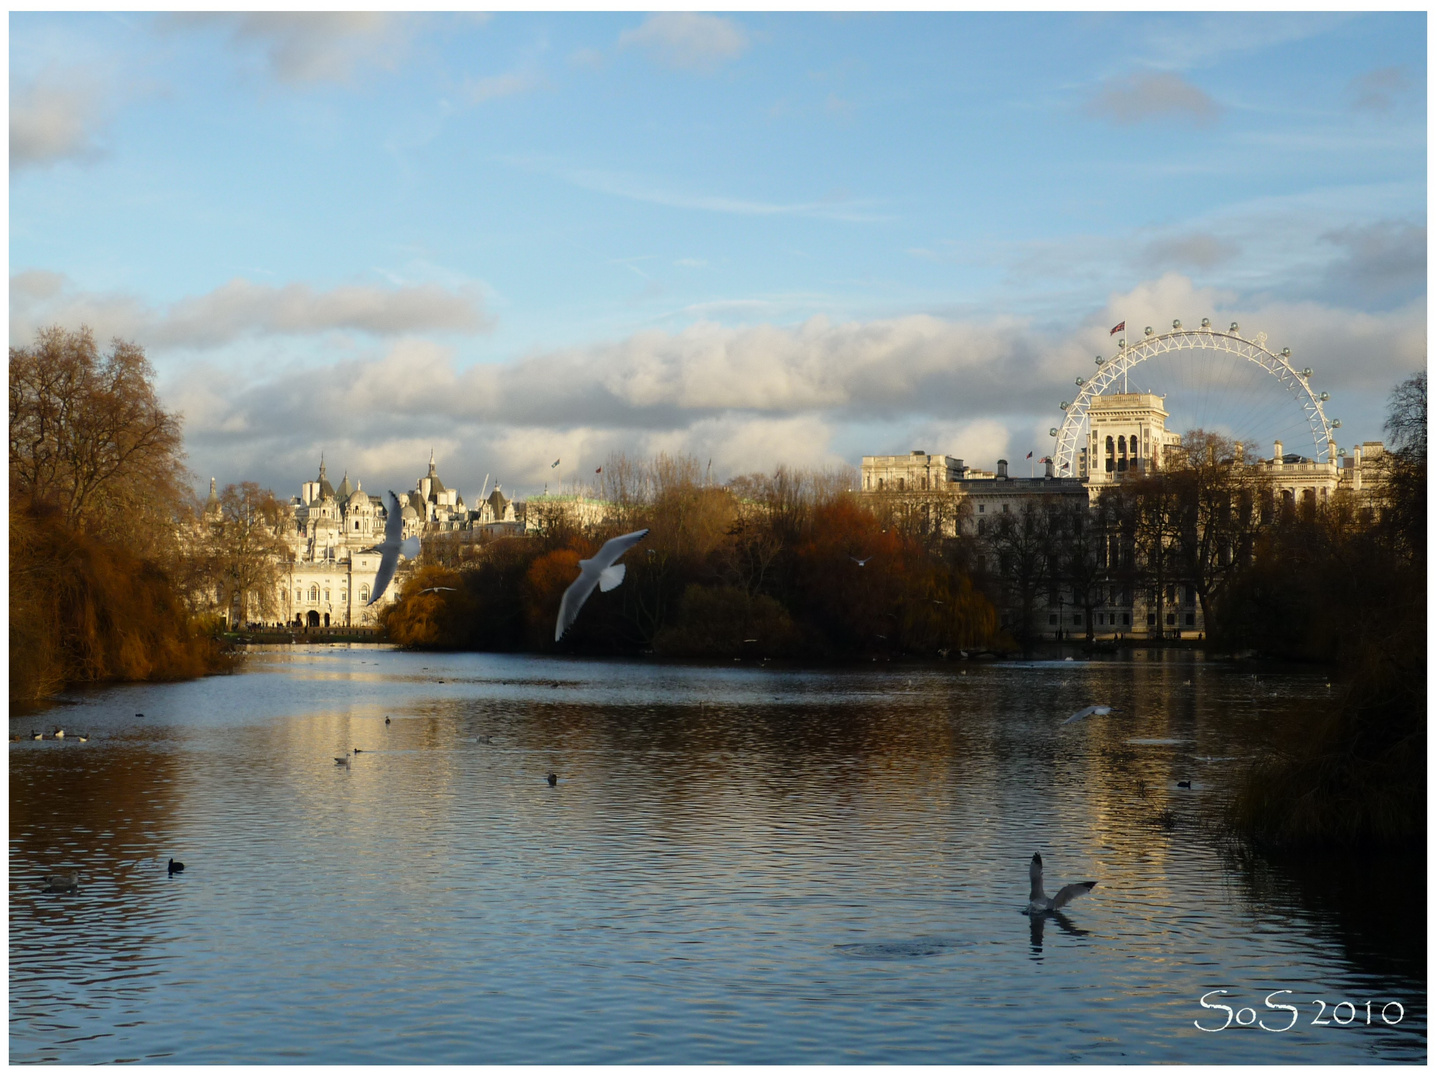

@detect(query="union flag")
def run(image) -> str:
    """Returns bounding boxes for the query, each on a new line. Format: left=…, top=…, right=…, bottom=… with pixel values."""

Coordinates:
left=1110, top=321, right=1125, bottom=335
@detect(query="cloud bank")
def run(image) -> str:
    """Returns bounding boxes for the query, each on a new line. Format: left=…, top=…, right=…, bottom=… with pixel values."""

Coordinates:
left=10, top=273, right=490, bottom=350
left=126, top=274, right=1423, bottom=502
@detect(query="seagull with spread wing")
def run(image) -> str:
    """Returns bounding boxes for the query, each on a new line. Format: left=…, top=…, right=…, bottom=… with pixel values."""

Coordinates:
left=555, top=529, right=649, bottom=642
left=1061, top=704, right=1113, bottom=725
left=367, top=490, right=421, bottom=606
left=1026, top=852, right=1097, bottom=915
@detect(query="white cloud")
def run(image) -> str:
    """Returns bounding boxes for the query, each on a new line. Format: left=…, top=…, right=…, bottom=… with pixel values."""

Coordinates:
left=10, top=273, right=490, bottom=350
left=1085, top=71, right=1220, bottom=127
left=172, top=12, right=414, bottom=86
left=618, top=14, right=750, bottom=73
left=10, top=71, right=111, bottom=169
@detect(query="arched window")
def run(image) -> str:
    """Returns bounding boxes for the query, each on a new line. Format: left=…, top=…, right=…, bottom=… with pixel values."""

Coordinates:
left=359, top=585, right=370, bottom=603
left=309, top=585, right=319, bottom=602
left=1130, top=435, right=1138, bottom=455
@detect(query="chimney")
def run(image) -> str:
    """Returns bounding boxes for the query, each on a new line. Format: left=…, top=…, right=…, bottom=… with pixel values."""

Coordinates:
left=997, top=458, right=1008, bottom=479
left=1273, top=440, right=1283, bottom=465
left=911, top=449, right=926, bottom=457
left=1354, top=444, right=1363, bottom=489
left=1044, top=458, right=1054, bottom=479
left=1328, top=438, right=1338, bottom=471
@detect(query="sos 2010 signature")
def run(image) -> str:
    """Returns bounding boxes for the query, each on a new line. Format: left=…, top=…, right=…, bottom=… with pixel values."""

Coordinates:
left=1195, top=990, right=1405, bottom=1032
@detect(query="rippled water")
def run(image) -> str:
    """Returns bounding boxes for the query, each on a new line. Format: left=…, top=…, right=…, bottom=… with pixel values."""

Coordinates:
left=10, top=648, right=1425, bottom=1063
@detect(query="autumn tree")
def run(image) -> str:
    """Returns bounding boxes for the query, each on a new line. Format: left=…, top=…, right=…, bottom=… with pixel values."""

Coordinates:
left=189, top=482, right=295, bottom=625
left=9, top=326, right=186, bottom=557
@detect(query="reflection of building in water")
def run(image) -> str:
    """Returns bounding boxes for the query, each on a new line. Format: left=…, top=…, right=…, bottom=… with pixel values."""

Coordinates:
left=860, top=391, right=1390, bottom=642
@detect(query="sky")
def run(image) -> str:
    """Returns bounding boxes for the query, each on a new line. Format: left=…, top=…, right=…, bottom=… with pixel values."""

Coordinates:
left=9, top=11, right=1427, bottom=504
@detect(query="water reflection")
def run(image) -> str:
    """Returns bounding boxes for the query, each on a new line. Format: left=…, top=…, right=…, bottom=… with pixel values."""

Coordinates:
left=9, top=647, right=1426, bottom=1064
left=1030, top=911, right=1091, bottom=958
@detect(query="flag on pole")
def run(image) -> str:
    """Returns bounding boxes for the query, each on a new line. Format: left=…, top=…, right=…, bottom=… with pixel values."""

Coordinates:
left=595, top=466, right=602, bottom=473
left=1110, top=320, right=1125, bottom=335
left=1026, top=451, right=1033, bottom=459
left=551, top=459, right=560, bottom=468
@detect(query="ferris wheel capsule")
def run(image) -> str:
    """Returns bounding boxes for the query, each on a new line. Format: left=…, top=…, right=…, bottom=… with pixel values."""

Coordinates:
left=1095, top=356, right=1104, bottom=366
left=1320, top=391, right=1330, bottom=401
left=1172, top=319, right=1182, bottom=330
left=1332, top=419, right=1342, bottom=429
left=1145, top=326, right=1154, bottom=335
left=1049, top=428, right=1058, bottom=437
left=1301, top=367, right=1313, bottom=378
left=1201, top=317, right=1211, bottom=328
left=1075, top=377, right=1085, bottom=386
left=1060, top=401, right=1070, bottom=410
left=1229, top=322, right=1239, bottom=332
left=1117, top=339, right=1126, bottom=348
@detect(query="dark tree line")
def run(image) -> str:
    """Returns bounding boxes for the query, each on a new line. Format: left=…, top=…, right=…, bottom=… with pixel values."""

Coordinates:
left=386, top=455, right=998, bottom=660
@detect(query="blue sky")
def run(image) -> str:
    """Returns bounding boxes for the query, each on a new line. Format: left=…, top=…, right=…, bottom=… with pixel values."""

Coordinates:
left=10, top=12, right=1426, bottom=502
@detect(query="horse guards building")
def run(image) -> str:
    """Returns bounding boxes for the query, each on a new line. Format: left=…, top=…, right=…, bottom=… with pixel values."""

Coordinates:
left=213, top=451, right=527, bottom=629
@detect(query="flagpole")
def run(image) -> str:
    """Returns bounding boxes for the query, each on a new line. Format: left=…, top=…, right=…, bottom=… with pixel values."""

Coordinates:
left=1123, top=315, right=1128, bottom=394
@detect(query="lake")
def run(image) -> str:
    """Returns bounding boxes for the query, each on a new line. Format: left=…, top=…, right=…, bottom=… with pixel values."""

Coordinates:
left=9, top=646, right=1425, bottom=1064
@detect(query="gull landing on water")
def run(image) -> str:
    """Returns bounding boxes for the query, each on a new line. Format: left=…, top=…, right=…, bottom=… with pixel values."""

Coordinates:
left=1061, top=704, right=1113, bottom=725
left=555, top=529, right=649, bottom=642
left=1027, top=853, right=1097, bottom=915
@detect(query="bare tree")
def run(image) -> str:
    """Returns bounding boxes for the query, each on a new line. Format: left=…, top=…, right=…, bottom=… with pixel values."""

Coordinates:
left=10, top=326, right=186, bottom=554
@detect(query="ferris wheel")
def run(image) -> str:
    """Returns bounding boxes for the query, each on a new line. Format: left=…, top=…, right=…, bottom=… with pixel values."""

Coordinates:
left=1050, top=318, right=1341, bottom=478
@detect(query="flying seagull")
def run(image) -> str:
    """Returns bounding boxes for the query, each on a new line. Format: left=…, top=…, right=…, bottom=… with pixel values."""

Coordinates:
left=1026, top=853, right=1097, bottom=915
left=850, top=555, right=872, bottom=566
left=367, top=490, right=421, bottom=606
left=555, top=529, right=649, bottom=642
left=1061, top=704, right=1113, bottom=725
left=420, top=587, right=456, bottom=593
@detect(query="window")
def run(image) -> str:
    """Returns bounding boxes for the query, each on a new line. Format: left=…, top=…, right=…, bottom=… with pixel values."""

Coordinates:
left=341, top=591, right=347, bottom=602
left=1185, top=613, right=1195, bottom=626
left=309, top=586, right=318, bottom=602
left=1130, top=435, right=1138, bottom=455
left=360, top=585, right=369, bottom=603
left=324, top=589, right=330, bottom=602
left=1072, top=614, right=1081, bottom=626
left=1108, top=613, right=1115, bottom=626
left=1049, top=614, right=1058, bottom=625
left=1001, top=504, right=1008, bottom=513
left=296, top=588, right=302, bottom=601
left=1122, top=613, right=1130, bottom=625
left=978, top=504, right=984, bottom=513
left=1166, top=613, right=1176, bottom=625
left=1147, top=613, right=1156, bottom=625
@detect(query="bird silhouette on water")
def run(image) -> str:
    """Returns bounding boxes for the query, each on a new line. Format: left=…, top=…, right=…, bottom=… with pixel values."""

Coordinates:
left=168, top=859, right=185, bottom=875
left=42, top=870, right=79, bottom=893
left=1176, top=780, right=1192, bottom=789
left=547, top=773, right=558, bottom=786
left=385, top=715, right=391, bottom=725
left=1026, top=853, right=1097, bottom=915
